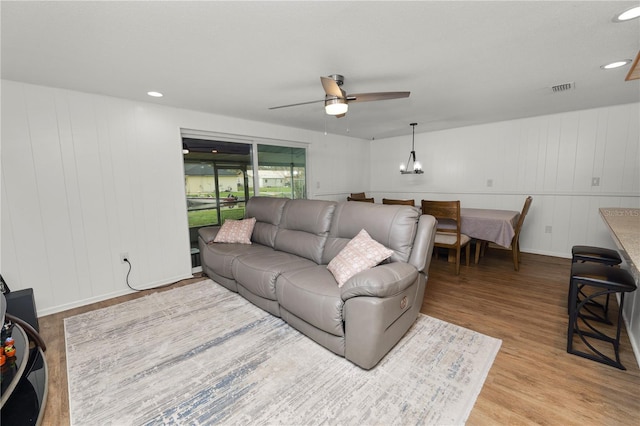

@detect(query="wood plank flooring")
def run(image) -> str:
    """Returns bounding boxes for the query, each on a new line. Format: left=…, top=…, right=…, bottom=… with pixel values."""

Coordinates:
left=34, top=251, right=639, bottom=425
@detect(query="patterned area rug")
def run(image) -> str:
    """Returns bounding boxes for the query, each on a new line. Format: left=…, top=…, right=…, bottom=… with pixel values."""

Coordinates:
left=65, top=280, right=501, bottom=425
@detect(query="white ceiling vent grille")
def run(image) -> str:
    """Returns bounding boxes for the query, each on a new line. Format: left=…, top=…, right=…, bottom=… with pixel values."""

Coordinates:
left=550, top=82, right=575, bottom=93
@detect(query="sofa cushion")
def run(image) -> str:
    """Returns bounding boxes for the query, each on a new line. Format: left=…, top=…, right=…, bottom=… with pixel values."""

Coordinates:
left=200, top=242, right=273, bottom=280
left=232, top=251, right=317, bottom=301
left=274, top=199, right=336, bottom=264
left=245, top=197, right=289, bottom=247
left=276, top=265, right=345, bottom=337
left=327, top=229, right=394, bottom=287
left=213, top=217, right=256, bottom=244
left=323, top=202, right=419, bottom=265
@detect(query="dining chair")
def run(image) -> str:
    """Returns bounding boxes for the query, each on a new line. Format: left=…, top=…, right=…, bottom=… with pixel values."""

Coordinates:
left=421, top=200, right=471, bottom=275
left=475, top=196, right=533, bottom=271
left=382, top=198, right=415, bottom=206
left=347, top=197, right=375, bottom=203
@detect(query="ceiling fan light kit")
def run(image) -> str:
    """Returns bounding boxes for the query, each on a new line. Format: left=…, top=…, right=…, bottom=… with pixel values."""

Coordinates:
left=269, top=74, right=409, bottom=120
left=325, top=97, right=348, bottom=115
left=400, top=123, right=423, bottom=175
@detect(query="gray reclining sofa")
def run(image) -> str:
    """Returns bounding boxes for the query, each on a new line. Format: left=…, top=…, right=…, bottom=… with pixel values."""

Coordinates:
left=198, top=196, right=437, bottom=369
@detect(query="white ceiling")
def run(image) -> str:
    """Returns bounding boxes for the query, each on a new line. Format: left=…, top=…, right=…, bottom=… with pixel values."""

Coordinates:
left=2, top=1, right=639, bottom=140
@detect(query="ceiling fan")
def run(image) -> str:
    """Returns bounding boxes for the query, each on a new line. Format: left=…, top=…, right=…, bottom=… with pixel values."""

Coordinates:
left=269, top=74, right=410, bottom=118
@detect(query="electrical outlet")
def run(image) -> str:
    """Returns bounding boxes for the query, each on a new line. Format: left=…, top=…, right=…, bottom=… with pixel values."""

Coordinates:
left=120, top=252, right=129, bottom=263
left=591, top=177, right=600, bottom=187
left=545, top=226, right=552, bottom=234
left=486, top=179, right=493, bottom=188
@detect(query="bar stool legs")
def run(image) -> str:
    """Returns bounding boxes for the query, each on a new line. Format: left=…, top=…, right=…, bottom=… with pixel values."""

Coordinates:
left=567, top=263, right=636, bottom=370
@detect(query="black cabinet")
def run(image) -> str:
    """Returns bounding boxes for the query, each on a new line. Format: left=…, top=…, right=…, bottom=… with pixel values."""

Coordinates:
left=4, top=289, right=42, bottom=370
left=1, top=323, right=48, bottom=425
left=4, top=289, right=39, bottom=332
left=2, top=289, right=48, bottom=425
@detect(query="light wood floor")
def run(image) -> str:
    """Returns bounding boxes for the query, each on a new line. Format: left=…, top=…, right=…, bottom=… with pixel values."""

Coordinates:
left=35, top=250, right=639, bottom=425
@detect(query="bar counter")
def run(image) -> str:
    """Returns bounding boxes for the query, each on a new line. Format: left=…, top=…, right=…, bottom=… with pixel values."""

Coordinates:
left=599, top=207, right=640, bottom=368
left=599, top=208, right=640, bottom=275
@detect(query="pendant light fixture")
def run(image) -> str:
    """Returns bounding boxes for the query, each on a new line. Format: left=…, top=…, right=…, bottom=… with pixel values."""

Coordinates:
left=400, top=123, right=423, bottom=174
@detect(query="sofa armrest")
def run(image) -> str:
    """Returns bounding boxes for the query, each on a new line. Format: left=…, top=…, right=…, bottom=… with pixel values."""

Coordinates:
left=408, top=214, right=437, bottom=273
left=340, top=262, right=418, bottom=301
left=198, top=226, right=221, bottom=244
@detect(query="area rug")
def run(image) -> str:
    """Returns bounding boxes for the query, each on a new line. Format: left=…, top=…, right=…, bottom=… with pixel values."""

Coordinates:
left=65, top=280, right=501, bottom=425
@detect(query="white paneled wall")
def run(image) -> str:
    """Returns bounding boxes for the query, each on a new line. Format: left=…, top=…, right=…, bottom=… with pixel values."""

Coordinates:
left=1, top=80, right=368, bottom=315
left=370, top=103, right=640, bottom=257
left=1, top=83, right=192, bottom=313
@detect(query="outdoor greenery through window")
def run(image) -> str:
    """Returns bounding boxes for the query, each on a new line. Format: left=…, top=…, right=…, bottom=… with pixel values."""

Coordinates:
left=255, top=144, right=306, bottom=199
left=183, top=139, right=253, bottom=230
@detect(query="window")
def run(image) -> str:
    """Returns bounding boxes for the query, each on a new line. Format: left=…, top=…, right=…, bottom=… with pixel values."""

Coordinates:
left=255, top=144, right=306, bottom=199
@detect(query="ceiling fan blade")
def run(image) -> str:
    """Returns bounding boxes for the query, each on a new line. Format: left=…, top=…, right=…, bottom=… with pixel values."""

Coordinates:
left=320, top=76, right=344, bottom=98
left=269, top=99, right=325, bottom=110
left=347, top=91, right=410, bottom=103
left=334, top=113, right=346, bottom=119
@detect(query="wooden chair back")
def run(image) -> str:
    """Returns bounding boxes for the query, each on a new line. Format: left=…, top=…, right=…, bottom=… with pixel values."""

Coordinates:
left=382, top=198, right=415, bottom=206
left=509, top=196, right=533, bottom=271
left=347, top=197, right=375, bottom=203
left=513, top=196, right=533, bottom=242
left=421, top=199, right=470, bottom=274
left=349, top=192, right=367, bottom=199
left=421, top=200, right=462, bottom=240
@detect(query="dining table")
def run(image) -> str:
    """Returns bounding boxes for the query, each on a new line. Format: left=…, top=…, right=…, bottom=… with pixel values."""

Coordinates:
left=460, top=208, right=520, bottom=248
left=435, top=207, right=520, bottom=265
left=437, top=208, right=520, bottom=247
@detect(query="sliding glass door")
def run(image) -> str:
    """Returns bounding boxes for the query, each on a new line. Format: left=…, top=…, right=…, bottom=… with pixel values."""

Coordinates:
left=185, top=163, right=251, bottom=228
left=183, top=137, right=307, bottom=270
left=183, top=139, right=253, bottom=268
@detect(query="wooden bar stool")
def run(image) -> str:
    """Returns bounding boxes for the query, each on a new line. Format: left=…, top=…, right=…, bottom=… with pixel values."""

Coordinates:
left=569, top=245, right=622, bottom=322
left=567, top=263, right=636, bottom=370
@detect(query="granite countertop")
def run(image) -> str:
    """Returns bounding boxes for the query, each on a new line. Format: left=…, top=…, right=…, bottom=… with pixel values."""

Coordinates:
left=599, top=208, right=640, bottom=274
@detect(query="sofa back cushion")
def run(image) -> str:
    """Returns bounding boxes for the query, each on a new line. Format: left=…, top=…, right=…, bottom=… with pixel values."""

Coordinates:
left=274, top=199, right=337, bottom=264
left=245, top=196, right=289, bottom=248
left=323, top=202, right=419, bottom=265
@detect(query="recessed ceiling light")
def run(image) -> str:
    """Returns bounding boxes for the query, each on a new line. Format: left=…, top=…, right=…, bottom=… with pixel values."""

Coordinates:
left=613, top=6, right=640, bottom=22
left=147, top=91, right=163, bottom=97
left=601, top=60, right=632, bottom=70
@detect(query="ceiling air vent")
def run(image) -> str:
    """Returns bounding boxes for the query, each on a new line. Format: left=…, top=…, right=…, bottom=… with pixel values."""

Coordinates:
left=550, top=82, right=575, bottom=93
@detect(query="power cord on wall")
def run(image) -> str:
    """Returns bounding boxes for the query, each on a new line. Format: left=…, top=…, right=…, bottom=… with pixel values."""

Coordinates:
left=123, top=258, right=139, bottom=291
left=123, top=258, right=179, bottom=292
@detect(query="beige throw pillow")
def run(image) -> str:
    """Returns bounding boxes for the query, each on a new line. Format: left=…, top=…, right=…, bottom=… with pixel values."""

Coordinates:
left=213, top=217, right=256, bottom=244
left=327, top=229, right=394, bottom=287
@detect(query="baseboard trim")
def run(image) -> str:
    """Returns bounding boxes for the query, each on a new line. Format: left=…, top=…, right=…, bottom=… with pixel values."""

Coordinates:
left=36, top=273, right=195, bottom=317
